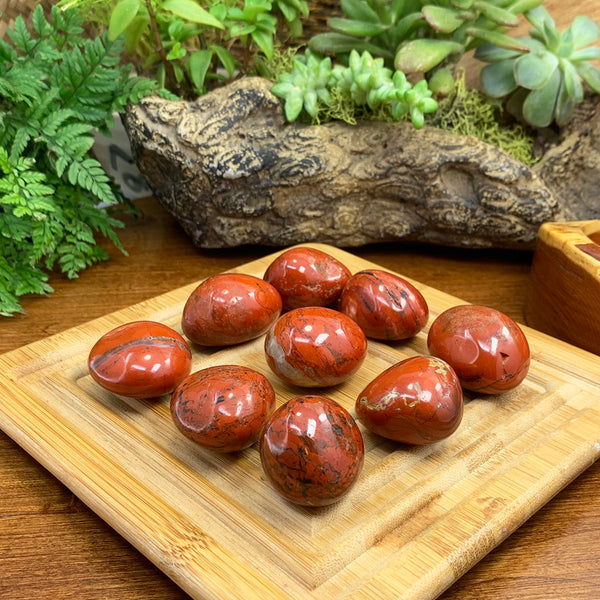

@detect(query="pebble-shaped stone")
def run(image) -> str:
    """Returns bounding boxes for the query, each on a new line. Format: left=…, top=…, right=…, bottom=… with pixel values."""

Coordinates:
left=427, top=304, right=530, bottom=394
left=171, top=365, right=276, bottom=452
left=340, top=269, right=429, bottom=340
left=182, top=273, right=282, bottom=346
left=88, top=320, right=192, bottom=398
left=264, top=306, right=368, bottom=387
left=263, top=246, right=352, bottom=311
left=356, top=355, right=464, bottom=445
left=260, top=395, right=364, bottom=506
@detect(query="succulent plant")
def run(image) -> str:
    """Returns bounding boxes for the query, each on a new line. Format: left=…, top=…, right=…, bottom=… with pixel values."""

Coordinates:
left=307, top=0, right=543, bottom=77
left=475, top=6, right=600, bottom=127
left=270, top=50, right=334, bottom=121
left=271, top=49, right=438, bottom=128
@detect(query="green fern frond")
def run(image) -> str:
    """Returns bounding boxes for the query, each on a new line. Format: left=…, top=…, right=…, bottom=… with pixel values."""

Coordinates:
left=7, top=17, right=37, bottom=57
left=0, top=5, right=158, bottom=315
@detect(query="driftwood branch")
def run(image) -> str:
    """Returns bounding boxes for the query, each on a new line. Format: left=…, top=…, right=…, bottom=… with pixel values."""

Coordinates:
left=124, top=77, right=599, bottom=250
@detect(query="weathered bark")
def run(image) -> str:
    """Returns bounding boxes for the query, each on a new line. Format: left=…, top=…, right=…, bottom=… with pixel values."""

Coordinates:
left=124, top=76, right=586, bottom=250
left=532, top=94, right=600, bottom=222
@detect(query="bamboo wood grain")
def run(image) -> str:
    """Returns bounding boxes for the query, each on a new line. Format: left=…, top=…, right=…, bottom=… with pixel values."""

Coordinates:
left=1, top=244, right=600, bottom=600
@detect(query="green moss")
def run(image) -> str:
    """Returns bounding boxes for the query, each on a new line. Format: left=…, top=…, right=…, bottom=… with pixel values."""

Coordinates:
left=427, top=70, right=538, bottom=166
left=255, top=46, right=301, bottom=82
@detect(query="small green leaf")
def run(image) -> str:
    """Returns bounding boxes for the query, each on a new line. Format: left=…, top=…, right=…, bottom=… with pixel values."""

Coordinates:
left=570, top=15, right=600, bottom=50
left=395, top=39, right=463, bottom=74
left=328, top=17, right=387, bottom=38
left=303, top=90, right=318, bottom=118
left=210, top=45, right=237, bottom=75
left=554, top=79, right=574, bottom=127
left=422, top=6, right=464, bottom=33
left=525, top=6, right=553, bottom=34
left=505, top=0, right=543, bottom=14
left=388, top=13, right=427, bottom=46
left=166, top=41, right=186, bottom=60
left=123, top=15, right=150, bottom=54
left=451, top=0, right=474, bottom=9
left=474, top=41, right=523, bottom=62
left=188, top=50, right=213, bottom=93
left=162, top=0, right=225, bottom=29
left=284, top=93, right=304, bottom=121
left=514, top=51, right=558, bottom=89
left=410, top=106, right=425, bottom=129
left=251, top=28, right=274, bottom=59
left=277, top=1, right=297, bottom=23
left=570, top=47, right=600, bottom=62
left=560, top=59, right=583, bottom=102
left=473, top=1, right=520, bottom=27
left=465, top=28, right=532, bottom=52
left=542, top=20, right=560, bottom=52
left=522, top=68, right=560, bottom=127
left=340, top=0, right=380, bottom=23
left=108, top=0, right=141, bottom=41
left=210, top=4, right=227, bottom=21
left=480, top=59, right=518, bottom=97
left=309, top=33, right=393, bottom=60
left=576, top=61, right=600, bottom=94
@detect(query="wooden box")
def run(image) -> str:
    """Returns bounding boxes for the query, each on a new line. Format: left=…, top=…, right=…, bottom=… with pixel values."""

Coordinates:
left=525, top=220, right=600, bottom=356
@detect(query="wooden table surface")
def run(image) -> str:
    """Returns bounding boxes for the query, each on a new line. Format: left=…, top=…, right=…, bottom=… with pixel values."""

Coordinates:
left=2, top=196, right=599, bottom=600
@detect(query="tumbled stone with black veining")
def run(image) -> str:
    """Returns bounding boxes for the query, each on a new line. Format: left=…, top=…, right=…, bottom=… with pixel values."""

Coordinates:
left=264, top=306, right=367, bottom=387
left=263, top=246, right=352, bottom=311
left=340, top=269, right=429, bottom=340
left=182, top=273, right=282, bottom=346
left=171, top=365, right=275, bottom=452
left=260, top=395, right=364, bottom=506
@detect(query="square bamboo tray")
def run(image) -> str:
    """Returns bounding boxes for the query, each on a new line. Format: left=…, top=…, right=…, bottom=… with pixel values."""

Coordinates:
left=1, top=244, right=599, bottom=600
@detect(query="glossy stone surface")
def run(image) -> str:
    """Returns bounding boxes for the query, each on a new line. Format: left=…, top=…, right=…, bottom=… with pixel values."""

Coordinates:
left=182, top=273, right=282, bottom=346
left=263, top=247, right=352, bottom=311
left=340, top=269, right=429, bottom=340
left=170, top=365, right=275, bottom=452
left=264, top=306, right=368, bottom=387
left=427, top=304, right=530, bottom=394
left=356, top=355, right=463, bottom=445
left=260, top=395, right=364, bottom=506
left=88, top=321, right=192, bottom=399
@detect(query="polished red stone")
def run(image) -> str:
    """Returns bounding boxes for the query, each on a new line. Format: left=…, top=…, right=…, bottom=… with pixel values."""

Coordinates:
left=182, top=273, right=282, bottom=346
left=427, top=304, right=530, bottom=394
left=170, top=365, right=276, bottom=452
left=88, top=320, right=192, bottom=399
left=260, top=395, right=364, bottom=506
left=263, top=246, right=352, bottom=311
left=340, top=269, right=429, bottom=340
left=264, top=306, right=368, bottom=387
left=356, top=355, right=463, bottom=445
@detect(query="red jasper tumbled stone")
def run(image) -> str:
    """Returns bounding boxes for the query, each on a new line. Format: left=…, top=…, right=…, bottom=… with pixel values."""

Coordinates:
left=427, top=304, right=530, bottom=394
left=356, top=355, right=464, bottom=445
left=88, top=320, right=192, bottom=399
left=264, top=306, right=368, bottom=387
left=170, top=365, right=276, bottom=452
left=260, top=395, right=364, bottom=506
left=263, top=246, right=352, bottom=311
left=340, top=269, right=429, bottom=340
left=182, top=273, right=282, bottom=346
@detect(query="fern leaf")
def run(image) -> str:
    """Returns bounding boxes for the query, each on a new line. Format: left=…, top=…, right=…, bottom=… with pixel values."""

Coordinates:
left=7, top=17, right=37, bottom=57
left=32, top=5, right=53, bottom=39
